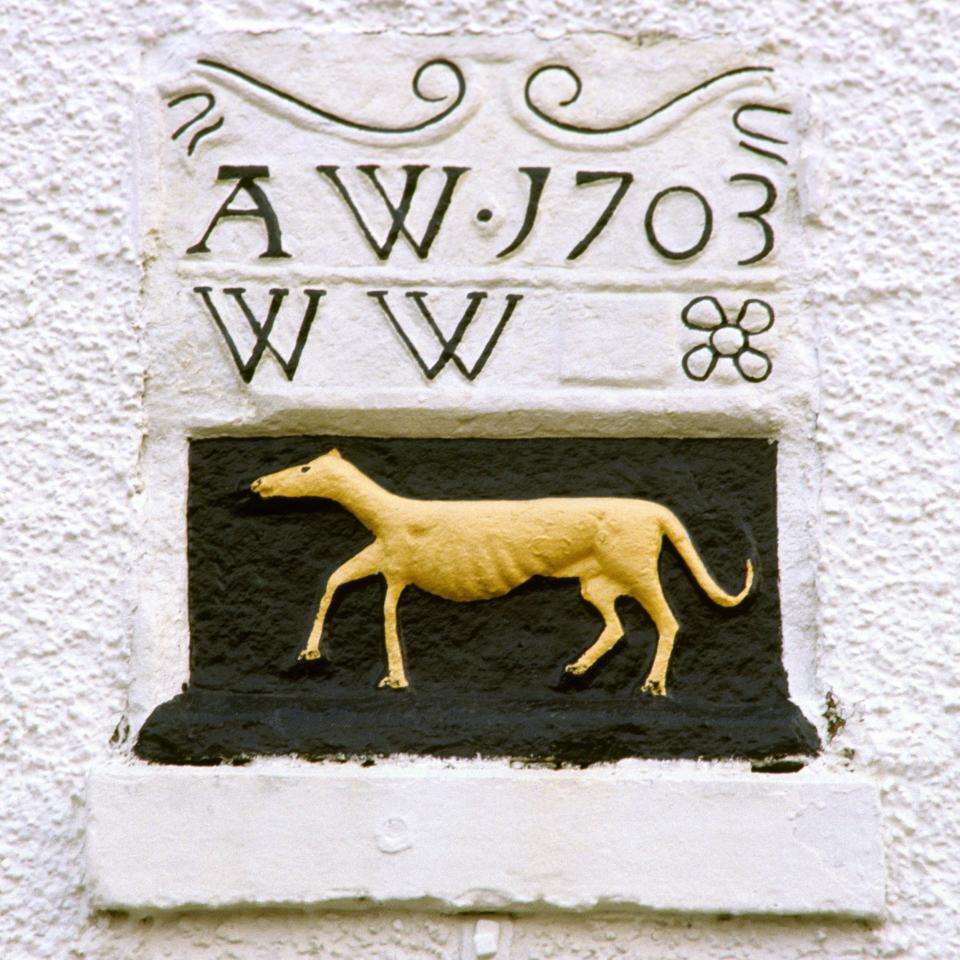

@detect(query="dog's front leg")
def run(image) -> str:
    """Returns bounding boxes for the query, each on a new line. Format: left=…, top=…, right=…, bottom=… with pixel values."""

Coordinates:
left=378, top=579, right=409, bottom=689
left=299, top=543, right=382, bottom=661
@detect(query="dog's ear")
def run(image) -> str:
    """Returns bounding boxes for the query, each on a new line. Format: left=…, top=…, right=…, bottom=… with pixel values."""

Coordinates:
left=327, top=448, right=342, bottom=459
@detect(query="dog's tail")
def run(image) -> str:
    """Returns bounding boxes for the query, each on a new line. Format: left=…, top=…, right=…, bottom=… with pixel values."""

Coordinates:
left=659, top=509, right=753, bottom=607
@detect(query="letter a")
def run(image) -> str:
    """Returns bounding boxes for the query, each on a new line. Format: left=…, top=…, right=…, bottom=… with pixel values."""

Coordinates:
left=187, top=165, right=290, bottom=258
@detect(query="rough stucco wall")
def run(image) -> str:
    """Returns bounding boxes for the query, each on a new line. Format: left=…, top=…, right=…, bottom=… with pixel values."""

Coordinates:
left=1, top=1, right=957, bottom=958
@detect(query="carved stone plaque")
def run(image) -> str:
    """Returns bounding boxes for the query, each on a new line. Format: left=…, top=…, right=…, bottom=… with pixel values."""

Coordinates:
left=134, top=33, right=818, bottom=766
left=84, top=33, right=894, bottom=921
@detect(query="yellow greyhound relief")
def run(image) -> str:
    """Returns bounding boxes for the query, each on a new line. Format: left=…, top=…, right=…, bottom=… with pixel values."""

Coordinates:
left=251, top=450, right=754, bottom=696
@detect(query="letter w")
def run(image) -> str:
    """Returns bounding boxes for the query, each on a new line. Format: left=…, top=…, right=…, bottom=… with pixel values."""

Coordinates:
left=369, top=290, right=522, bottom=381
left=194, top=287, right=324, bottom=383
left=318, top=165, right=467, bottom=260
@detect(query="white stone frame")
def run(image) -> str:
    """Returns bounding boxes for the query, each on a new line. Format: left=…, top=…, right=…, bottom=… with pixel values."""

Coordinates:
left=87, top=32, right=883, bottom=917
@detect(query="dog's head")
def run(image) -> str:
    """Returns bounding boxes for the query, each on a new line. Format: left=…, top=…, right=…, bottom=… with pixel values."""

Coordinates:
left=250, top=448, right=347, bottom=499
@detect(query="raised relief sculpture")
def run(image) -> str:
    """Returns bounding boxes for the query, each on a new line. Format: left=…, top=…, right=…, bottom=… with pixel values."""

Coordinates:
left=251, top=450, right=754, bottom=696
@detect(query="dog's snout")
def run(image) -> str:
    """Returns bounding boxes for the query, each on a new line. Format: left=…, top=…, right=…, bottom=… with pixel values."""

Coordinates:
left=251, top=477, right=262, bottom=493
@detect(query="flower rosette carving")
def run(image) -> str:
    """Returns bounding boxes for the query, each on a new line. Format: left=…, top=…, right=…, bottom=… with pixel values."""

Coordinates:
left=681, top=296, right=774, bottom=383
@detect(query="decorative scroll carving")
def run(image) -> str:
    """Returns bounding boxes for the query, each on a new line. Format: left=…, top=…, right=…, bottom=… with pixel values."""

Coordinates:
left=196, top=57, right=466, bottom=134
left=733, top=103, right=791, bottom=164
left=523, top=63, right=773, bottom=135
left=167, top=91, right=223, bottom=155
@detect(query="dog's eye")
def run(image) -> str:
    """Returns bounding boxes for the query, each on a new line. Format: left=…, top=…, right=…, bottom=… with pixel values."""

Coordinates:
left=300, top=466, right=311, bottom=473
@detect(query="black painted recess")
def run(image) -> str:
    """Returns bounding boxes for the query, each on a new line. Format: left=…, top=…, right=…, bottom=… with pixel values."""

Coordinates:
left=135, top=436, right=819, bottom=765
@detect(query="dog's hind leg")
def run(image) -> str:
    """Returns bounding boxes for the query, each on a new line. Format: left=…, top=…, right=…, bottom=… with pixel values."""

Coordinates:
left=378, top=579, right=409, bottom=690
left=628, top=573, right=679, bottom=697
left=564, top=576, right=624, bottom=676
left=299, top=543, right=382, bottom=661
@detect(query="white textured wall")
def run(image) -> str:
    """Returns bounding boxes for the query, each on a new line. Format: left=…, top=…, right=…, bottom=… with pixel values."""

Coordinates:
left=2, top=1, right=957, bottom=958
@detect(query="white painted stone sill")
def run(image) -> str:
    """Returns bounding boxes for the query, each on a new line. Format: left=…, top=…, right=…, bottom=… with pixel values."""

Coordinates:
left=86, top=758, right=883, bottom=917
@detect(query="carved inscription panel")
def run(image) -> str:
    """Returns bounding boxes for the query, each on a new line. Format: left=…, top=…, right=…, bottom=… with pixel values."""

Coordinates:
left=144, top=33, right=810, bottom=405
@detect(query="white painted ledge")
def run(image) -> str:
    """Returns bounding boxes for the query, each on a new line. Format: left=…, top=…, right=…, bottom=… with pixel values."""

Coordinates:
left=86, top=760, right=883, bottom=917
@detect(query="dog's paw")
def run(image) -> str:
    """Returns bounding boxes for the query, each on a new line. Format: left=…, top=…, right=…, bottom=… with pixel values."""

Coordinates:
left=640, top=678, right=666, bottom=697
left=552, top=664, right=590, bottom=692
left=298, top=649, right=322, bottom=661
left=564, top=661, right=588, bottom=676
left=283, top=653, right=332, bottom=680
left=377, top=675, right=408, bottom=690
